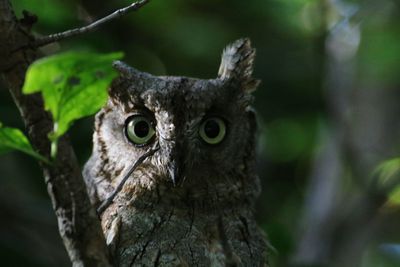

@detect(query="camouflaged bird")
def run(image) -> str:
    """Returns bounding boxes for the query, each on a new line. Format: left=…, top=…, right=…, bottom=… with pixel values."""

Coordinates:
left=84, top=38, right=269, bottom=266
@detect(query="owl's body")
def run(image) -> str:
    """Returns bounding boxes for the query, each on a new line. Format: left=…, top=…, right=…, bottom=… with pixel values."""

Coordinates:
left=84, top=39, right=268, bottom=266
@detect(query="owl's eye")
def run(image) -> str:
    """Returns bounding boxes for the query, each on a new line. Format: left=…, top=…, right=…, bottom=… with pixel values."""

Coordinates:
left=125, top=115, right=156, bottom=146
left=199, top=117, right=226, bottom=145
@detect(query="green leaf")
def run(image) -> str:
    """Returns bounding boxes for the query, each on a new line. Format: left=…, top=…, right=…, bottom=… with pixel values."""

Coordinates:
left=0, top=123, right=49, bottom=163
left=373, top=158, right=400, bottom=205
left=22, top=51, right=123, bottom=140
left=374, top=158, right=400, bottom=187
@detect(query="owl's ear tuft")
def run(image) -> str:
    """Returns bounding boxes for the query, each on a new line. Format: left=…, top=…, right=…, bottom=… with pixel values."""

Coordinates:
left=109, top=61, right=143, bottom=102
left=110, top=61, right=158, bottom=98
left=113, top=60, right=131, bottom=77
left=218, top=38, right=260, bottom=93
left=113, top=60, right=157, bottom=80
left=113, top=60, right=142, bottom=79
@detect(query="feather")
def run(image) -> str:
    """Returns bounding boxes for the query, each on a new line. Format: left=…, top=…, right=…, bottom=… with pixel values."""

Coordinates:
left=218, top=38, right=260, bottom=93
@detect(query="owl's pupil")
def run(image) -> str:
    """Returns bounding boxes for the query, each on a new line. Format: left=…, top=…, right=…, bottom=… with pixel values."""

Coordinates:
left=204, top=120, right=220, bottom=138
left=134, top=121, right=150, bottom=138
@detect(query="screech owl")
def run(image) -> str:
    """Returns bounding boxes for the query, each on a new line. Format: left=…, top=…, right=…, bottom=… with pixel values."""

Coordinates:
left=84, top=38, right=269, bottom=266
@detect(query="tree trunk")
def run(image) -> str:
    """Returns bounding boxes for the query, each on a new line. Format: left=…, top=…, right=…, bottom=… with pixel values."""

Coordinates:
left=0, top=1, right=111, bottom=266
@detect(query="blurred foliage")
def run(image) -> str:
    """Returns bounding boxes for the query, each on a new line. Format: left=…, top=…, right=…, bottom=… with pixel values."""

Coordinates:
left=1, top=0, right=400, bottom=266
left=362, top=244, right=400, bottom=267
left=374, top=158, right=400, bottom=205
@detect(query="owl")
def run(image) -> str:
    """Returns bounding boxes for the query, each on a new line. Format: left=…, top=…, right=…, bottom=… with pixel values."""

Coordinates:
left=84, top=38, right=268, bottom=266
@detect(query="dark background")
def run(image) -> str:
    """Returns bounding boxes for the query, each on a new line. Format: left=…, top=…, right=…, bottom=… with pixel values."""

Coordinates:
left=1, top=0, right=400, bottom=266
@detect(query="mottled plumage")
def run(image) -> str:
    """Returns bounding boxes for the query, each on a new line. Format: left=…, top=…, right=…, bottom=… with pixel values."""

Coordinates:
left=84, top=38, right=268, bottom=266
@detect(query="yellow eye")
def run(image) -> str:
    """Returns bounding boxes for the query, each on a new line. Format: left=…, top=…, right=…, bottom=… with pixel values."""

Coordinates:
left=199, top=117, right=226, bottom=145
left=125, top=115, right=156, bottom=146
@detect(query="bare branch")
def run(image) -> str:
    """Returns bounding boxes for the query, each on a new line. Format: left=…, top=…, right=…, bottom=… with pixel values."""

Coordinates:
left=0, top=0, right=114, bottom=265
left=34, top=0, right=149, bottom=47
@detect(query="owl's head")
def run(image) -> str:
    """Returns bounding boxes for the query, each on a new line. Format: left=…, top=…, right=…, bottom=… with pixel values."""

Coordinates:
left=86, top=38, right=261, bottom=207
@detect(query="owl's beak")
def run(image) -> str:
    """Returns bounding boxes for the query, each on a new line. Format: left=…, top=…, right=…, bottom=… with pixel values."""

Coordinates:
left=167, top=159, right=182, bottom=186
left=160, top=135, right=185, bottom=186
left=167, top=162, right=178, bottom=186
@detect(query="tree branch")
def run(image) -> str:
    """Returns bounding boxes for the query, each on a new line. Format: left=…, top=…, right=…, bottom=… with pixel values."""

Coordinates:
left=0, top=0, right=149, bottom=266
left=0, top=1, right=112, bottom=266
left=34, top=0, right=149, bottom=47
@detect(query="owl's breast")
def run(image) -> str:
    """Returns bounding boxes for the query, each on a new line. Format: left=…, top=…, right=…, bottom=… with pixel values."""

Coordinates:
left=102, top=203, right=267, bottom=267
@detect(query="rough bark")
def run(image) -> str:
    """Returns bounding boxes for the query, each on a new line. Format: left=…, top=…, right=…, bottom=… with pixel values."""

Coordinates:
left=0, top=1, right=111, bottom=266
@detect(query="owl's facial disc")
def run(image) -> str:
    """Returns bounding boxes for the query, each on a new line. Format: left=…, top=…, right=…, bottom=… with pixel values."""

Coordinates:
left=123, top=112, right=185, bottom=186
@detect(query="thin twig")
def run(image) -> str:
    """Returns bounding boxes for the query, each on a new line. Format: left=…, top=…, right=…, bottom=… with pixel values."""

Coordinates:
left=97, top=145, right=159, bottom=215
left=34, top=0, right=149, bottom=47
